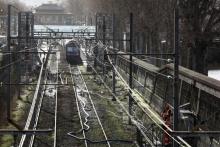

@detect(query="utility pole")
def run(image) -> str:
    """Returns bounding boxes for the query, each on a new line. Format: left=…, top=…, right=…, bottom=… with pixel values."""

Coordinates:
left=129, top=13, right=133, bottom=123
left=7, top=4, right=11, bottom=120
left=129, top=12, right=142, bottom=147
left=173, top=2, right=180, bottom=147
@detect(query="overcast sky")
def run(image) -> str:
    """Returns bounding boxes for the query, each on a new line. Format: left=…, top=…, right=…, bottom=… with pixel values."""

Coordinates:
left=19, top=0, right=61, bottom=7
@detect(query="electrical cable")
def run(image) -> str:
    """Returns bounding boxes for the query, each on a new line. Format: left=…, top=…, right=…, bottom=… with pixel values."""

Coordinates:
left=80, top=44, right=189, bottom=146
left=76, top=66, right=111, bottom=147
left=90, top=42, right=173, bottom=79
left=67, top=132, right=134, bottom=144
left=69, top=65, right=88, bottom=147
left=0, top=59, right=22, bottom=70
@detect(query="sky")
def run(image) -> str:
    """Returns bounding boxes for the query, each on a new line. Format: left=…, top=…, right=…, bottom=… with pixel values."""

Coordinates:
left=19, top=0, right=61, bottom=7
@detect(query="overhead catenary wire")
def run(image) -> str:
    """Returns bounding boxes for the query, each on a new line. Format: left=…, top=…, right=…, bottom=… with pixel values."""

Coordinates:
left=86, top=62, right=159, bottom=147
left=86, top=62, right=186, bottom=146
left=90, top=41, right=173, bottom=79
left=0, top=59, right=22, bottom=70
left=67, top=132, right=134, bottom=144
left=0, top=42, right=42, bottom=56
left=105, top=50, right=191, bottom=146
left=80, top=45, right=190, bottom=146
left=138, top=55, right=173, bottom=63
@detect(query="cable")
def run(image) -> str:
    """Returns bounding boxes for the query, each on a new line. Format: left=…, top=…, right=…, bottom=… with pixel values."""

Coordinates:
left=0, top=59, right=22, bottom=70
left=76, top=66, right=111, bottom=147
left=85, top=59, right=188, bottom=147
left=139, top=55, right=173, bottom=63
left=85, top=62, right=159, bottom=146
left=90, top=42, right=173, bottom=79
left=69, top=65, right=88, bottom=147
left=67, top=132, right=134, bottom=144
left=0, top=46, right=39, bottom=56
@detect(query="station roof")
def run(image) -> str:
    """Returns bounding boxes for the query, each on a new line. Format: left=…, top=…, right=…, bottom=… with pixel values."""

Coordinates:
left=35, top=3, right=66, bottom=14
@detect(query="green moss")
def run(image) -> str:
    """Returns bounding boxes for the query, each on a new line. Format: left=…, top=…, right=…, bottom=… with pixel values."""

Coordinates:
left=1, top=135, right=13, bottom=147
left=81, top=71, right=136, bottom=147
left=1, top=84, right=35, bottom=146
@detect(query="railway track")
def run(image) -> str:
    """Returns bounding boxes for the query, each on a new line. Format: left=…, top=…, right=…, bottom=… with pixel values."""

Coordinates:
left=56, top=45, right=136, bottom=147
left=15, top=42, right=137, bottom=147
left=14, top=42, right=59, bottom=147
left=68, top=65, right=111, bottom=147
left=55, top=44, right=111, bottom=146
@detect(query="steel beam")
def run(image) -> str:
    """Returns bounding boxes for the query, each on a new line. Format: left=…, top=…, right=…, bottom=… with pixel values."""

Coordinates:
left=1, top=83, right=75, bottom=86
left=0, top=51, right=56, bottom=54
left=10, top=36, right=95, bottom=40
left=0, top=129, right=53, bottom=135
left=34, top=31, right=96, bottom=34
left=171, top=131, right=220, bottom=137
left=106, top=53, right=174, bottom=56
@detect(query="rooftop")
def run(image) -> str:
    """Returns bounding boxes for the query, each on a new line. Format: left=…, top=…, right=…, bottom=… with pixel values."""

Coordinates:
left=35, top=3, right=65, bottom=13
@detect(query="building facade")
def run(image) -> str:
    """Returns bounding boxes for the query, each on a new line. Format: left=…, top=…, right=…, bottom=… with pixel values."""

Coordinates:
left=34, top=3, right=73, bottom=25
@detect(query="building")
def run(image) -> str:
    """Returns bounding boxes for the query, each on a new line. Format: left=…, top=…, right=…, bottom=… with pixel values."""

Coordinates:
left=34, top=3, right=73, bottom=25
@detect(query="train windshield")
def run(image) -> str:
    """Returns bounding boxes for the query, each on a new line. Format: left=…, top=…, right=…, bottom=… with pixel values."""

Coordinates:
left=67, top=46, right=79, bottom=54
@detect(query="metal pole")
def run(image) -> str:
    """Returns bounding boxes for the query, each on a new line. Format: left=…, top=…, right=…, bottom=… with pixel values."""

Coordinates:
left=128, top=13, right=133, bottom=118
left=129, top=13, right=133, bottom=122
left=129, top=13, right=142, bottom=147
left=25, top=12, right=29, bottom=47
left=102, top=15, right=106, bottom=75
left=95, top=13, right=98, bottom=42
left=94, top=13, right=98, bottom=69
left=173, top=4, right=179, bottom=147
left=18, top=12, right=21, bottom=101
left=112, top=13, right=116, bottom=101
left=7, top=4, right=11, bottom=120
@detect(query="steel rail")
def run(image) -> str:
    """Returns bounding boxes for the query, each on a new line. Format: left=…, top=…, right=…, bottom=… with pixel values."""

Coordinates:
left=28, top=68, right=48, bottom=147
left=70, top=67, right=91, bottom=131
left=69, top=65, right=88, bottom=147
left=82, top=45, right=189, bottom=146
left=53, top=52, right=59, bottom=147
left=76, top=66, right=111, bottom=147
left=18, top=45, right=51, bottom=147
left=0, top=129, right=53, bottom=135
left=18, top=60, right=45, bottom=147
left=104, top=52, right=191, bottom=147
left=87, top=63, right=157, bottom=147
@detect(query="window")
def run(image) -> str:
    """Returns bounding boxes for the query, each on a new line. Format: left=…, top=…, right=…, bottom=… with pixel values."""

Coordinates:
left=67, top=46, right=79, bottom=54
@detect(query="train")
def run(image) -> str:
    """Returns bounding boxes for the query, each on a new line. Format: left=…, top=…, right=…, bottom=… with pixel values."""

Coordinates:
left=65, top=40, right=82, bottom=65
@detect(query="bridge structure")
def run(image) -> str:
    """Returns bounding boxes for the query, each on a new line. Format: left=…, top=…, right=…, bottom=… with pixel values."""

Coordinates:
left=0, top=4, right=220, bottom=147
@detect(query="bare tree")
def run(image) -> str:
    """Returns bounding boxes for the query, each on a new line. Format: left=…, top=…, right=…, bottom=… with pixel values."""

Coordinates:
left=63, top=0, right=220, bottom=73
left=180, top=0, right=220, bottom=74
